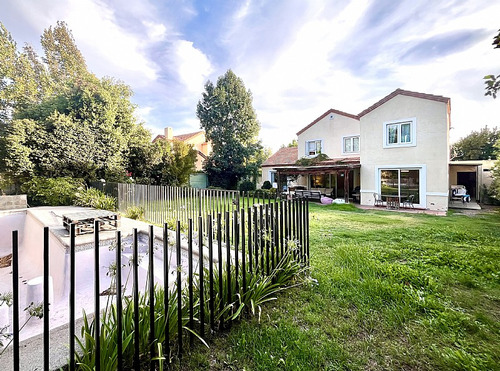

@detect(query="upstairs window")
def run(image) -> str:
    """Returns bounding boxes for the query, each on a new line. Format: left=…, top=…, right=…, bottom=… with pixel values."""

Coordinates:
left=343, top=136, right=360, bottom=153
left=306, top=140, right=322, bottom=156
left=383, top=118, right=416, bottom=148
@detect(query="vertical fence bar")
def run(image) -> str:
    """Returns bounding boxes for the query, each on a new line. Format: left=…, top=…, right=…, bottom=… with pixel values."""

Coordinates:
left=247, top=207, right=253, bottom=274
left=270, top=203, right=275, bottom=271
left=225, top=211, right=232, bottom=326
left=43, top=227, right=50, bottom=370
left=163, top=223, right=170, bottom=362
left=279, top=201, right=284, bottom=260
left=12, top=231, right=19, bottom=371
left=241, top=209, right=246, bottom=294
left=254, top=206, right=258, bottom=272
left=69, top=224, right=76, bottom=371
left=188, top=219, right=194, bottom=346
left=260, top=205, right=264, bottom=274
left=116, top=231, right=123, bottom=370
left=149, top=225, right=155, bottom=370
left=298, top=199, right=303, bottom=263
left=217, top=213, right=223, bottom=329
left=133, top=228, right=140, bottom=371
left=233, top=210, right=239, bottom=293
left=208, top=215, right=215, bottom=331
left=94, top=221, right=101, bottom=371
left=198, top=216, right=205, bottom=339
left=265, top=204, right=270, bottom=276
left=176, top=221, right=183, bottom=358
left=306, top=202, right=310, bottom=266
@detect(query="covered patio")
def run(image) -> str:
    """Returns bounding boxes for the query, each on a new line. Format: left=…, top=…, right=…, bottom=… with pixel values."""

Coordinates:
left=273, top=158, right=361, bottom=203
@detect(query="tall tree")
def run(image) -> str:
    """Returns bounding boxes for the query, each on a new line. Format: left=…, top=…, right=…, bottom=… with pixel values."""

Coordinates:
left=197, top=69, right=262, bottom=189
left=484, top=29, right=500, bottom=98
left=451, top=126, right=499, bottom=160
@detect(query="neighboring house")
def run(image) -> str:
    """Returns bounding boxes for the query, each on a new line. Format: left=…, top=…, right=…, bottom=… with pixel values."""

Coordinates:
left=265, top=89, right=452, bottom=211
left=153, top=127, right=212, bottom=171
left=261, top=146, right=298, bottom=189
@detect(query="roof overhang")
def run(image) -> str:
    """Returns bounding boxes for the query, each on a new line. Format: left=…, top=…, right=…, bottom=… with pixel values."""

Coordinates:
left=273, top=163, right=360, bottom=175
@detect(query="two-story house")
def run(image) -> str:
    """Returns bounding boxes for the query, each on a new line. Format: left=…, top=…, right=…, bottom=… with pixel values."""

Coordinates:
left=153, top=127, right=212, bottom=171
left=262, top=89, right=451, bottom=212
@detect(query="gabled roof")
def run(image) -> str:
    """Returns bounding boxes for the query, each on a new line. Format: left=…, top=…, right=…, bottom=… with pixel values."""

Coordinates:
left=296, top=109, right=358, bottom=136
left=296, top=89, right=451, bottom=136
left=358, top=89, right=450, bottom=118
left=174, top=131, right=205, bottom=141
left=262, top=146, right=298, bottom=167
left=153, top=130, right=205, bottom=143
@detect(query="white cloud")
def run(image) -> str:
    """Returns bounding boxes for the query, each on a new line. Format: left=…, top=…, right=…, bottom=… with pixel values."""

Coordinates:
left=143, top=21, right=167, bottom=42
left=173, top=40, right=213, bottom=94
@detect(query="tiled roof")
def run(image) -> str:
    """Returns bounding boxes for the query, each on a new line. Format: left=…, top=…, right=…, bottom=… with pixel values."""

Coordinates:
left=174, top=131, right=204, bottom=141
left=262, top=147, right=298, bottom=166
left=358, top=89, right=450, bottom=118
left=152, top=131, right=205, bottom=143
left=296, top=109, right=358, bottom=136
left=296, top=89, right=450, bottom=136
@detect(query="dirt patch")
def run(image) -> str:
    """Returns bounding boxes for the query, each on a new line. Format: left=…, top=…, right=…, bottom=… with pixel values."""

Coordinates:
left=0, top=253, right=12, bottom=268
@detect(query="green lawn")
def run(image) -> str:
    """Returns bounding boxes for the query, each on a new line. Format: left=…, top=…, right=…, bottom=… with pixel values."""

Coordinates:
left=173, top=204, right=500, bottom=370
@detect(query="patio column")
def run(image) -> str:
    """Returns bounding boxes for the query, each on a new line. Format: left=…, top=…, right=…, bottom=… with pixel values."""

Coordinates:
left=344, top=169, right=349, bottom=203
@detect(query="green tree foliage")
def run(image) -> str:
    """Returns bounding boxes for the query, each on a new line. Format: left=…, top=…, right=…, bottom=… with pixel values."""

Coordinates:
left=451, top=126, right=499, bottom=160
left=146, top=139, right=197, bottom=186
left=281, top=139, right=298, bottom=148
left=484, top=29, right=500, bottom=98
left=490, top=139, right=500, bottom=200
left=197, top=69, right=263, bottom=189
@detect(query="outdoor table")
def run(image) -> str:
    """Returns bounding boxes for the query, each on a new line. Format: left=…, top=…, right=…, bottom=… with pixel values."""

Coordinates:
left=62, top=210, right=121, bottom=235
left=386, top=196, right=400, bottom=210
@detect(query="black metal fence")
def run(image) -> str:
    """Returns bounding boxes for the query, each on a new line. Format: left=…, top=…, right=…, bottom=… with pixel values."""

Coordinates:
left=3, top=198, right=309, bottom=370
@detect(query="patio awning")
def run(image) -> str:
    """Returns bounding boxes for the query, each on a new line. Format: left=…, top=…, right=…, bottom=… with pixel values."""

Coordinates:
left=272, top=157, right=360, bottom=175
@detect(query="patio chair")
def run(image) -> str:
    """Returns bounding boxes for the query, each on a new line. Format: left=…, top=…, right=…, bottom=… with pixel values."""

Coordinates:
left=373, top=193, right=384, bottom=207
left=402, top=194, right=414, bottom=209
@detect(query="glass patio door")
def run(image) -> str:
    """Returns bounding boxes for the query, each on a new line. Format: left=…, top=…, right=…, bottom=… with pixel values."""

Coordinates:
left=380, top=169, right=420, bottom=203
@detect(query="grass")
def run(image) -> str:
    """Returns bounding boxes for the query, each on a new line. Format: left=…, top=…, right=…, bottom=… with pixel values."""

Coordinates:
left=172, top=203, right=500, bottom=370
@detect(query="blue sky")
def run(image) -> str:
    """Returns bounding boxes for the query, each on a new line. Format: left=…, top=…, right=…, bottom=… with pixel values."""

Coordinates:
left=2, top=0, right=499, bottom=152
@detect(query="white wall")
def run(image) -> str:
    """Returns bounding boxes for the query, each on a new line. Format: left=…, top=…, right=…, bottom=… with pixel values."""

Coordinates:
left=359, top=95, right=450, bottom=211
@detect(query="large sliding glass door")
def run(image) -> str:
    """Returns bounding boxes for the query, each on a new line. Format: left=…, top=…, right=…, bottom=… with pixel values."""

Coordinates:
left=380, top=169, right=420, bottom=203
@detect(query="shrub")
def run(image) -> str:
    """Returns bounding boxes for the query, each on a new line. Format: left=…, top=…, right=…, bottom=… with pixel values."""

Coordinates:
left=74, top=188, right=117, bottom=211
left=21, top=177, right=85, bottom=206
left=125, top=206, right=145, bottom=220
left=239, top=180, right=256, bottom=192
left=261, top=180, right=272, bottom=189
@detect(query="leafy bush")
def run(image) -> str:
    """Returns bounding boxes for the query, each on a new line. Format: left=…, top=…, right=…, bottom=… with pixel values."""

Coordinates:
left=261, top=181, right=272, bottom=190
left=74, top=188, right=117, bottom=211
left=239, top=180, right=256, bottom=192
left=21, top=177, right=85, bottom=206
left=124, top=206, right=145, bottom=220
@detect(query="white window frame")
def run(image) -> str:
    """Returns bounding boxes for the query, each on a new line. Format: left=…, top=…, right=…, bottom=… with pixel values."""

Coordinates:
left=375, top=164, right=426, bottom=208
left=383, top=117, right=416, bottom=148
left=269, top=170, right=277, bottom=187
left=305, top=139, right=322, bottom=157
left=342, top=135, right=360, bottom=154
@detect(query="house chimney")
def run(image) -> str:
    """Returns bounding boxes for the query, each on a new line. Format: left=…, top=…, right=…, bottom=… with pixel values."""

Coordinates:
left=164, top=127, right=173, bottom=140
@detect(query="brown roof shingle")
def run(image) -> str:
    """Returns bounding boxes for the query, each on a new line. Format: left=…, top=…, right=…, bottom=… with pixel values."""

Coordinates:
left=262, top=147, right=298, bottom=167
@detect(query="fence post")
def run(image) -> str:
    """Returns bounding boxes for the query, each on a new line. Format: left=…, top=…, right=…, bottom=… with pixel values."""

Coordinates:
left=198, top=216, right=205, bottom=339
left=188, top=219, right=194, bottom=346
left=176, top=221, right=183, bottom=358
left=116, top=230, right=123, bottom=370
left=148, top=225, right=155, bottom=370
left=94, top=221, right=101, bottom=371
left=162, top=223, right=170, bottom=362
left=208, top=215, right=215, bottom=332
left=241, top=209, right=246, bottom=295
left=233, top=210, right=239, bottom=293
left=225, top=211, right=232, bottom=327
left=69, top=224, right=76, bottom=371
left=217, top=213, right=223, bottom=329
left=12, top=231, right=19, bottom=371
left=133, top=228, right=140, bottom=371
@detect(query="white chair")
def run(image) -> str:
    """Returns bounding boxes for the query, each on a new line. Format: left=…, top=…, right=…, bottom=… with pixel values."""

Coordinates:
left=373, top=193, right=384, bottom=206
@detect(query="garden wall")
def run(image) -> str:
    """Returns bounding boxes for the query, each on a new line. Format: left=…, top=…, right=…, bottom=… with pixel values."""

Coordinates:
left=0, top=195, right=27, bottom=210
